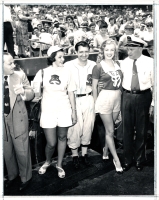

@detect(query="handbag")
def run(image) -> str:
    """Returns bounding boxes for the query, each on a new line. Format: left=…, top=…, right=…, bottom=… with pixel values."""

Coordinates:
left=28, top=69, right=46, bottom=165
left=29, top=69, right=44, bottom=123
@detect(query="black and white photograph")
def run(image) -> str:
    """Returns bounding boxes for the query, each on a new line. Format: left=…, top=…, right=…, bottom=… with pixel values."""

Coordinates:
left=1, top=0, right=158, bottom=199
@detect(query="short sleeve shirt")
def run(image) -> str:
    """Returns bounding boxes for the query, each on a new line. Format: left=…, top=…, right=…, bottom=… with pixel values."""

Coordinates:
left=92, top=60, right=123, bottom=90
left=33, top=66, right=76, bottom=113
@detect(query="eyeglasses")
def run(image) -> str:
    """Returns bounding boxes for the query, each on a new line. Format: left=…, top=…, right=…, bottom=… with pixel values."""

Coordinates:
left=147, top=25, right=152, bottom=27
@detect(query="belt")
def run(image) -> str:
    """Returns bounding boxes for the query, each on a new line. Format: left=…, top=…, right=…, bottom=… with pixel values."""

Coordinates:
left=123, top=88, right=150, bottom=94
left=76, top=92, right=92, bottom=97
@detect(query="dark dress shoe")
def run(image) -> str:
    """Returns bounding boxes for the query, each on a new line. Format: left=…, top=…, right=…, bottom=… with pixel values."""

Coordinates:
left=122, top=163, right=132, bottom=171
left=5, top=178, right=17, bottom=188
left=81, top=154, right=91, bottom=166
left=19, top=179, right=31, bottom=191
left=136, top=163, right=144, bottom=171
left=73, top=156, right=80, bottom=169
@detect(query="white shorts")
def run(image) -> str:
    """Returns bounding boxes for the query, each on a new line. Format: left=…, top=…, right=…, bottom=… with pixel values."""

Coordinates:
left=40, top=109, right=72, bottom=128
left=95, top=90, right=121, bottom=114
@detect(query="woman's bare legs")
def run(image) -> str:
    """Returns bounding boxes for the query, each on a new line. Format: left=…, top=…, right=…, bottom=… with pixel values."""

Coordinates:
left=100, top=112, right=122, bottom=168
left=56, top=127, right=68, bottom=169
left=43, top=128, right=57, bottom=165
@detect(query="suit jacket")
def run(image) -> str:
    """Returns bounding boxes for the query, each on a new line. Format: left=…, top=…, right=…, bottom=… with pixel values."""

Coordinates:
left=4, top=70, right=34, bottom=141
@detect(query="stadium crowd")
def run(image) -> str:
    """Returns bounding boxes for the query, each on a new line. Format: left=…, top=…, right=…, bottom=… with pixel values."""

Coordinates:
left=4, top=4, right=153, bottom=59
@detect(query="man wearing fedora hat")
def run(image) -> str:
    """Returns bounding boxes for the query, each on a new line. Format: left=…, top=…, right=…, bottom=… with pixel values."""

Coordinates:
left=120, top=36, right=154, bottom=172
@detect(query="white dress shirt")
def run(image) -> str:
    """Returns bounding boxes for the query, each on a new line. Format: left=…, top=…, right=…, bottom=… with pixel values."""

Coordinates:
left=119, top=55, right=154, bottom=105
left=4, top=5, right=12, bottom=22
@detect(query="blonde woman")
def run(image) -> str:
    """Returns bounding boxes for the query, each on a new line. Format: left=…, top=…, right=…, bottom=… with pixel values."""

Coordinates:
left=92, top=39, right=123, bottom=174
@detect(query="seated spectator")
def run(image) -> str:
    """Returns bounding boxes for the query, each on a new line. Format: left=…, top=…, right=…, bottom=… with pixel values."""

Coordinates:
left=143, top=21, right=153, bottom=42
left=66, top=21, right=78, bottom=35
left=80, top=22, right=89, bottom=33
left=107, top=17, right=119, bottom=37
left=74, top=29, right=87, bottom=46
left=118, top=18, right=127, bottom=36
left=39, top=31, right=54, bottom=53
left=58, top=26, right=71, bottom=53
left=137, top=23, right=146, bottom=39
left=86, top=22, right=97, bottom=39
left=37, top=23, right=43, bottom=32
left=118, top=23, right=134, bottom=59
left=65, top=15, right=74, bottom=29
left=31, top=12, right=42, bottom=29
left=93, top=23, right=109, bottom=52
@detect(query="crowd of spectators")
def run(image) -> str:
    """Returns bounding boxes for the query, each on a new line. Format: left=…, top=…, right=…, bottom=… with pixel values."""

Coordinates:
left=4, top=4, right=153, bottom=59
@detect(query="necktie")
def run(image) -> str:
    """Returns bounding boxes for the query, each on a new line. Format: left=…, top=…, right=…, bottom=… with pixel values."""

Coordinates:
left=131, top=59, right=140, bottom=91
left=4, top=76, right=10, bottom=115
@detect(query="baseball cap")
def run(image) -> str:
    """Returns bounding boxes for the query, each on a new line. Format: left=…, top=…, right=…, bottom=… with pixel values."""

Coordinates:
left=47, top=45, right=63, bottom=57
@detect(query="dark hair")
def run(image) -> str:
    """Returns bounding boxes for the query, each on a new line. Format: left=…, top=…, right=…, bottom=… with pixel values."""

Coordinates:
left=60, top=30, right=66, bottom=38
left=75, top=41, right=90, bottom=52
left=89, top=22, right=96, bottom=27
left=99, top=23, right=108, bottom=29
left=146, top=22, right=153, bottom=27
left=109, top=17, right=116, bottom=23
left=33, top=27, right=38, bottom=31
left=47, top=49, right=64, bottom=65
left=66, top=15, right=73, bottom=21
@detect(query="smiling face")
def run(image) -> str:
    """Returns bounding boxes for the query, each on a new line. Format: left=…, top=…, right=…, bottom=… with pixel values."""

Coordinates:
left=90, top=25, right=95, bottom=32
left=103, top=43, right=116, bottom=60
left=4, top=54, right=15, bottom=75
left=54, top=51, right=65, bottom=67
left=76, top=46, right=89, bottom=62
left=100, top=27, right=107, bottom=35
left=68, top=22, right=75, bottom=29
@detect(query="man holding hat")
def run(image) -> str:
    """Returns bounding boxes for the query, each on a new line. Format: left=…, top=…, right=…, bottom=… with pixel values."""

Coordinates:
left=120, top=36, right=154, bottom=171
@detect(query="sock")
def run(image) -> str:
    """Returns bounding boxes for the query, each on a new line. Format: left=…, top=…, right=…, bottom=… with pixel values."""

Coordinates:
left=71, top=148, right=79, bottom=157
left=82, top=146, right=88, bottom=156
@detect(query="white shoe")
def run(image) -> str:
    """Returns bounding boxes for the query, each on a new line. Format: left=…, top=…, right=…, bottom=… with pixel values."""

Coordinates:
left=113, top=159, right=123, bottom=174
left=102, top=147, right=109, bottom=160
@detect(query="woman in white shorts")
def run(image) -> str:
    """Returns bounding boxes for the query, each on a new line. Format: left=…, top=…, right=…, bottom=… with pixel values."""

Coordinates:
left=33, top=46, right=77, bottom=178
left=92, top=39, right=123, bottom=174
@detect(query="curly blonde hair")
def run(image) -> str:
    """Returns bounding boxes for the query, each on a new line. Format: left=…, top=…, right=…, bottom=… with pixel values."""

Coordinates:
left=98, top=39, right=118, bottom=61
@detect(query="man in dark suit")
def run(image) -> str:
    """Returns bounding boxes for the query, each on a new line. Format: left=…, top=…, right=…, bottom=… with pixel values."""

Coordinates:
left=3, top=52, right=34, bottom=191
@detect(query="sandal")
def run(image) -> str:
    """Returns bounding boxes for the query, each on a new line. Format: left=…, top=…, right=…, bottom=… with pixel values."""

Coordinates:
left=103, top=147, right=109, bottom=160
left=56, top=164, right=65, bottom=178
left=38, top=162, right=51, bottom=174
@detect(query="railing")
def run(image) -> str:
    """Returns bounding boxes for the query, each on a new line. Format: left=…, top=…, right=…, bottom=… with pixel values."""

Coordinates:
left=14, top=53, right=98, bottom=76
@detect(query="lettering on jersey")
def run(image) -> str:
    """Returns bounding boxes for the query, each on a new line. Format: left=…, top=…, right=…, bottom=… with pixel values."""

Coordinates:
left=107, top=71, right=121, bottom=88
left=86, top=74, right=92, bottom=86
left=49, top=75, right=61, bottom=85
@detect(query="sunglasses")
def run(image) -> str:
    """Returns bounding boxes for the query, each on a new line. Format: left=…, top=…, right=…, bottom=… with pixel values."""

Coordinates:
left=147, top=25, right=152, bottom=27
